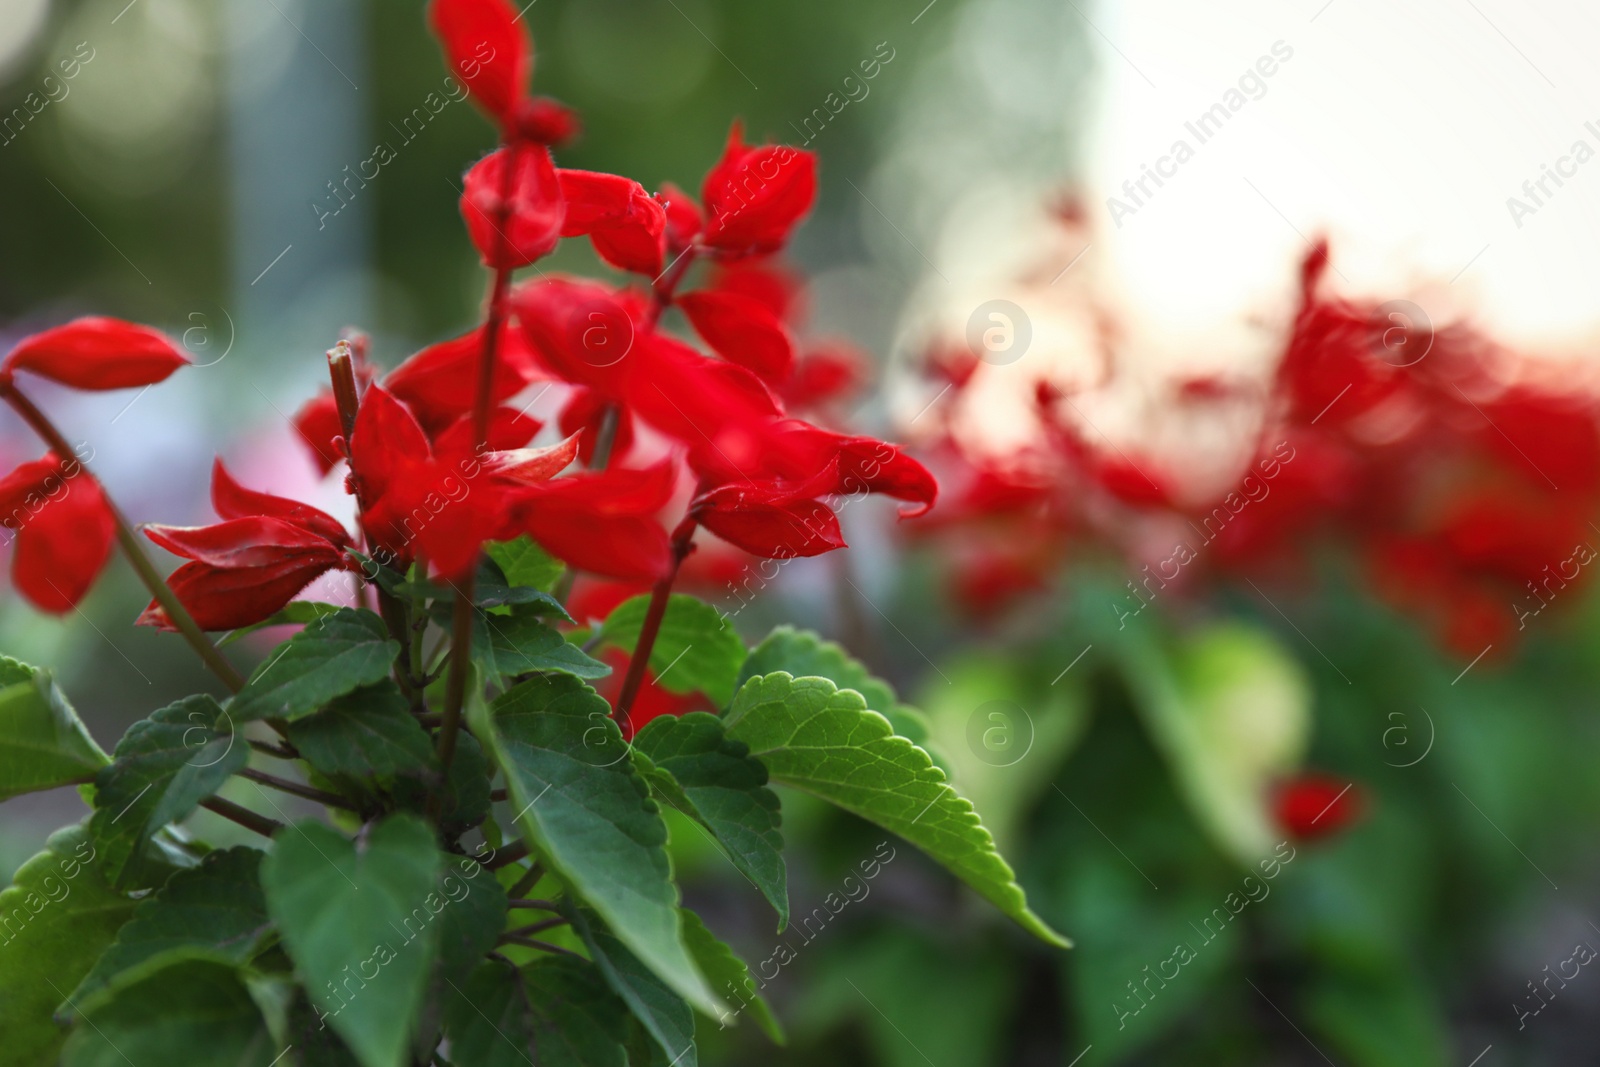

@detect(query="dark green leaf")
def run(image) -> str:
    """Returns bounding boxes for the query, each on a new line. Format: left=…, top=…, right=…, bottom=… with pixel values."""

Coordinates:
left=600, top=594, right=746, bottom=705
left=487, top=535, right=566, bottom=594
left=69, top=846, right=270, bottom=1006
left=59, top=956, right=277, bottom=1067
left=230, top=609, right=399, bottom=723
left=0, top=824, right=136, bottom=1067
left=678, top=909, right=783, bottom=1043
left=218, top=601, right=345, bottom=647
left=474, top=674, right=723, bottom=1018
left=443, top=956, right=629, bottom=1067
left=286, top=993, right=363, bottom=1066
left=433, top=854, right=508, bottom=989
left=467, top=605, right=609, bottom=683
left=725, top=673, right=1069, bottom=949
left=260, top=815, right=443, bottom=1067
left=567, top=906, right=697, bottom=1067
left=0, top=660, right=108, bottom=800
left=633, top=713, right=786, bottom=929
left=392, top=730, right=491, bottom=835
left=287, top=682, right=437, bottom=780
left=89, top=695, right=246, bottom=888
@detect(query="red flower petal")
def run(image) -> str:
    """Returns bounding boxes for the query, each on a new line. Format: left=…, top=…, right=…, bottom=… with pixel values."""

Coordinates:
left=144, top=517, right=343, bottom=569
left=461, top=145, right=565, bottom=270
left=700, top=123, right=817, bottom=256
left=385, top=323, right=531, bottom=434
left=138, top=557, right=341, bottom=632
left=558, top=170, right=667, bottom=275
left=1273, top=774, right=1364, bottom=841
left=349, top=385, right=432, bottom=503
left=5, top=317, right=188, bottom=391
left=512, top=276, right=644, bottom=396
left=676, top=289, right=795, bottom=383
left=658, top=182, right=704, bottom=250
left=709, top=258, right=804, bottom=322
left=293, top=391, right=347, bottom=475
left=559, top=387, right=634, bottom=465
left=480, top=433, right=581, bottom=485
left=520, top=509, right=670, bottom=582
left=211, top=459, right=350, bottom=547
left=1, top=456, right=115, bottom=613
left=432, top=406, right=542, bottom=457
left=427, top=0, right=530, bottom=130
left=693, top=484, right=845, bottom=559
left=783, top=342, right=865, bottom=410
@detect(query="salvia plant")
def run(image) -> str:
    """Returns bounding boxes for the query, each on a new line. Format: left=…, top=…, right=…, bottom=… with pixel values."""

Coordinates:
left=0, top=1, right=1065, bottom=1064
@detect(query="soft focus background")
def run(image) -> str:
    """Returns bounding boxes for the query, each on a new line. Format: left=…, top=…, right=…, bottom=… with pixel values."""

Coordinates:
left=7, top=0, right=1600, bottom=1064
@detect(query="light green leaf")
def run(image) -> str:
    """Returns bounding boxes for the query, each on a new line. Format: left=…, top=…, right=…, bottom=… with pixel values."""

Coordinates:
left=0, top=824, right=136, bottom=1067
left=567, top=905, right=697, bottom=1067
left=260, top=815, right=443, bottom=1067
left=488, top=534, right=566, bottom=594
left=633, top=713, right=787, bottom=929
left=678, top=909, right=783, bottom=1043
left=69, top=846, right=270, bottom=1008
left=725, top=673, right=1070, bottom=949
left=443, top=956, right=628, bottom=1067
left=89, top=695, right=246, bottom=888
left=60, top=956, right=277, bottom=1067
left=230, top=609, right=399, bottom=723
left=476, top=674, right=725, bottom=1019
left=287, top=682, right=437, bottom=780
left=601, top=594, right=746, bottom=705
left=0, top=660, right=108, bottom=801
left=738, top=626, right=897, bottom=713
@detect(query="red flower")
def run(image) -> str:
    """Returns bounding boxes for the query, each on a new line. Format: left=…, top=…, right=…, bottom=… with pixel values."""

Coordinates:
left=0, top=453, right=116, bottom=612
left=294, top=392, right=347, bottom=476
left=676, top=288, right=794, bottom=383
left=138, top=460, right=354, bottom=631
left=384, top=322, right=534, bottom=436
left=558, top=169, right=667, bottom=276
left=510, top=462, right=675, bottom=583
left=460, top=145, right=566, bottom=269
left=782, top=342, right=865, bottom=412
left=700, top=123, right=817, bottom=257
left=559, top=386, right=635, bottom=466
left=427, top=0, right=530, bottom=131
left=1273, top=774, right=1364, bottom=841
left=4, top=317, right=189, bottom=391
left=658, top=181, right=704, bottom=251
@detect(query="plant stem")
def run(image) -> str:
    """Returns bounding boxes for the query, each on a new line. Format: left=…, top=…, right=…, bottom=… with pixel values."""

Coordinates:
left=248, top=739, right=299, bottom=760
left=507, top=861, right=545, bottom=899
left=614, top=518, right=697, bottom=723
left=498, top=934, right=583, bottom=958
left=436, top=592, right=476, bottom=779
left=0, top=381, right=245, bottom=691
left=506, top=898, right=561, bottom=912
left=238, top=767, right=359, bottom=811
left=505, top=917, right=567, bottom=937
left=199, top=795, right=282, bottom=838
left=484, top=838, right=530, bottom=870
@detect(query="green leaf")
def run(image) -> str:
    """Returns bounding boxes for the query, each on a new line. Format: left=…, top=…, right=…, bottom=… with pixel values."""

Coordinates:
left=287, top=682, right=437, bottom=780
left=260, top=814, right=443, bottom=1067
left=466, top=605, right=610, bottom=683
left=479, top=551, right=572, bottom=619
left=632, top=713, right=787, bottom=929
left=600, top=594, right=746, bottom=705
left=0, top=661, right=108, bottom=800
left=89, top=694, right=247, bottom=888
left=59, top=956, right=277, bottom=1067
left=218, top=600, right=345, bottom=646
left=230, top=608, right=400, bottom=723
left=443, top=957, right=629, bottom=1067
left=738, top=626, right=897, bottom=713
left=567, top=906, right=697, bottom=1067
left=476, top=674, right=724, bottom=1019
left=69, top=846, right=270, bottom=1007
left=433, top=854, right=508, bottom=989
left=725, top=673, right=1070, bottom=949
left=0, top=824, right=136, bottom=1067
left=678, top=909, right=783, bottom=1043
left=392, top=730, right=491, bottom=835
left=286, top=994, right=362, bottom=1066
left=488, top=534, right=567, bottom=594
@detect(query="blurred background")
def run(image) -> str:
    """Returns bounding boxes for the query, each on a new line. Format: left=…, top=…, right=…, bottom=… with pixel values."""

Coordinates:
left=6, top=0, right=1600, bottom=1064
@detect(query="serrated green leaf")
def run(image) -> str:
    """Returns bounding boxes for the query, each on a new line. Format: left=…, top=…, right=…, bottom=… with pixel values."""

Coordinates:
left=566, top=906, right=697, bottom=1067
left=59, top=956, right=277, bottom=1067
left=230, top=609, right=399, bottom=723
left=487, top=534, right=566, bottom=594
left=218, top=601, right=345, bottom=647
left=738, top=626, right=898, bottom=713
left=260, top=815, right=443, bottom=1067
left=0, top=824, right=135, bottom=1067
left=443, top=956, right=628, bottom=1067
left=677, top=909, right=783, bottom=1043
left=477, top=675, right=724, bottom=1019
left=89, top=695, right=247, bottom=888
left=601, top=594, right=746, bottom=705
left=633, top=713, right=786, bottom=929
left=466, top=605, right=610, bottom=683
left=69, top=846, right=270, bottom=1008
left=725, top=673, right=1070, bottom=949
left=287, top=682, right=437, bottom=780
left=0, top=664, right=108, bottom=801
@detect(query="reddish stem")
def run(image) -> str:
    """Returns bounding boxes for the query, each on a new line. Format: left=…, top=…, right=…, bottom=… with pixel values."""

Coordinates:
left=614, top=518, right=697, bottom=724
left=199, top=795, right=283, bottom=838
left=0, top=381, right=246, bottom=692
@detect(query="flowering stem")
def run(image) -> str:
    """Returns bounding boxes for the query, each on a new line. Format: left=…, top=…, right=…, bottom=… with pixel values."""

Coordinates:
left=0, top=381, right=246, bottom=692
left=614, top=518, right=697, bottom=724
